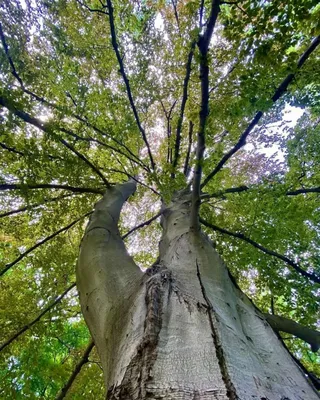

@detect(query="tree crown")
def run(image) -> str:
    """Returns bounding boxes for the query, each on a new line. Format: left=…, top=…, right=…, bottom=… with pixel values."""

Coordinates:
left=0, top=0, right=319, bottom=397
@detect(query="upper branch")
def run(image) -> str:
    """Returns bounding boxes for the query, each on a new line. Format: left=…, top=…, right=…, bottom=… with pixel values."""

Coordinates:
left=170, top=0, right=180, bottom=33
left=287, top=187, right=320, bottom=195
left=201, top=35, right=320, bottom=189
left=191, top=0, right=221, bottom=229
left=0, top=22, right=24, bottom=87
left=0, top=183, right=104, bottom=194
left=0, top=22, right=146, bottom=173
left=201, top=185, right=249, bottom=199
left=184, top=120, right=194, bottom=177
left=23, top=92, right=146, bottom=170
left=200, top=218, right=320, bottom=284
left=106, top=0, right=156, bottom=170
left=59, top=127, right=148, bottom=173
left=0, top=193, right=75, bottom=218
left=0, top=95, right=111, bottom=187
left=198, top=0, right=221, bottom=54
left=0, top=141, right=24, bottom=156
left=172, top=42, right=196, bottom=175
left=202, top=185, right=320, bottom=199
left=160, top=99, right=177, bottom=164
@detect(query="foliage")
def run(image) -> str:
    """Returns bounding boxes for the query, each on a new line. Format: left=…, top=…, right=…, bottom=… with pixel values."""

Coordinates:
left=0, top=0, right=319, bottom=398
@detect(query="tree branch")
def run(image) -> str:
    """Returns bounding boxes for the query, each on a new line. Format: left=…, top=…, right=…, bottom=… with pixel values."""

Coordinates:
left=121, top=211, right=162, bottom=240
left=201, top=185, right=320, bottom=199
left=55, top=340, right=95, bottom=400
left=8, top=87, right=146, bottom=170
left=1, top=212, right=92, bottom=277
left=201, top=35, right=320, bottom=189
left=191, top=0, right=220, bottom=229
left=2, top=21, right=116, bottom=169
left=287, top=187, right=320, bottom=195
left=209, top=62, right=237, bottom=95
left=2, top=5, right=148, bottom=173
left=0, top=183, right=104, bottom=195
left=0, top=95, right=111, bottom=188
left=0, top=22, right=24, bottom=88
left=76, top=0, right=108, bottom=15
left=184, top=120, right=194, bottom=177
left=200, top=218, right=320, bottom=284
left=106, top=0, right=156, bottom=171
left=0, top=142, right=25, bottom=156
left=170, top=0, right=180, bottom=33
left=30, top=92, right=146, bottom=169
left=34, top=95, right=147, bottom=170
left=201, top=185, right=249, bottom=199
left=265, top=313, right=320, bottom=352
left=172, top=42, right=196, bottom=175
left=0, top=193, right=76, bottom=218
left=199, top=0, right=221, bottom=54
left=160, top=99, right=177, bottom=164
left=199, top=0, right=205, bottom=27
left=0, top=283, right=76, bottom=352
left=58, top=137, right=111, bottom=187
left=59, top=127, right=148, bottom=173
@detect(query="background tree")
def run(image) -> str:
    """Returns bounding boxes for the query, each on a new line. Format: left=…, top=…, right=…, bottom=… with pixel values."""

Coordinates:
left=0, top=0, right=319, bottom=398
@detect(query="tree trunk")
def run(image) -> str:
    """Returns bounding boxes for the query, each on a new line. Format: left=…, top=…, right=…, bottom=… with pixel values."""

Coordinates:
left=77, top=183, right=319, bottom=399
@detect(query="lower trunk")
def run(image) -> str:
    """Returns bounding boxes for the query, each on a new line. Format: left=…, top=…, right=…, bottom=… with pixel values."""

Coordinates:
left=77, top=185, right=319, bottom=399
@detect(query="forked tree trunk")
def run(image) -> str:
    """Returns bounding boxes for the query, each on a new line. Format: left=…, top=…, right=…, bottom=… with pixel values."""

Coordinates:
left=77, top=182, right=319, bottom=399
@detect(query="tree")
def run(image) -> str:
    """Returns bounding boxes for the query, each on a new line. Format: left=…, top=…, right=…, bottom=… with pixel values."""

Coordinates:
left=0, top=0, right=319, bottom=398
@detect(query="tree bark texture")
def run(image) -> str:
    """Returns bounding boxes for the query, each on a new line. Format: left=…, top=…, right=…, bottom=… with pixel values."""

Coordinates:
left=77, top=183, right=319, bottom=400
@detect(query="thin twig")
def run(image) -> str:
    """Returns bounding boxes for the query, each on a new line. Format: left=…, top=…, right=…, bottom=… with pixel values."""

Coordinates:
left=209, top=62, right=237, bottom=95
left=201, top=185, right=249, bottom=199
left=76, top=0, right=108, bottom=15
left=59, top=137, right=111, bottom=187
left=106, top=168, right=160, bottom=196
left=19, top=89, right=146, bottom=169
left=170, top=0, right=180, bottom=33
left=122, top=211, right=162, bottom=240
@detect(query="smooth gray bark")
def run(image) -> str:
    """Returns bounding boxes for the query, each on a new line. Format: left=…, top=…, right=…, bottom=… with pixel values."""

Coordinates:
left=77, top=184, right=319, bottom=399
left=264, top=313, right=320, bottom=352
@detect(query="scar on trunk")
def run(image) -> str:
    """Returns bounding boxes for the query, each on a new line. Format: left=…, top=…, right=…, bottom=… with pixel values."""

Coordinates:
left=107, top=264, right=170, bottom=400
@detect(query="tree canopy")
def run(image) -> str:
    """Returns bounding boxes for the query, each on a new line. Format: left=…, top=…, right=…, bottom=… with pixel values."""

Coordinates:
left=0, top=0, right=319, bottom=398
